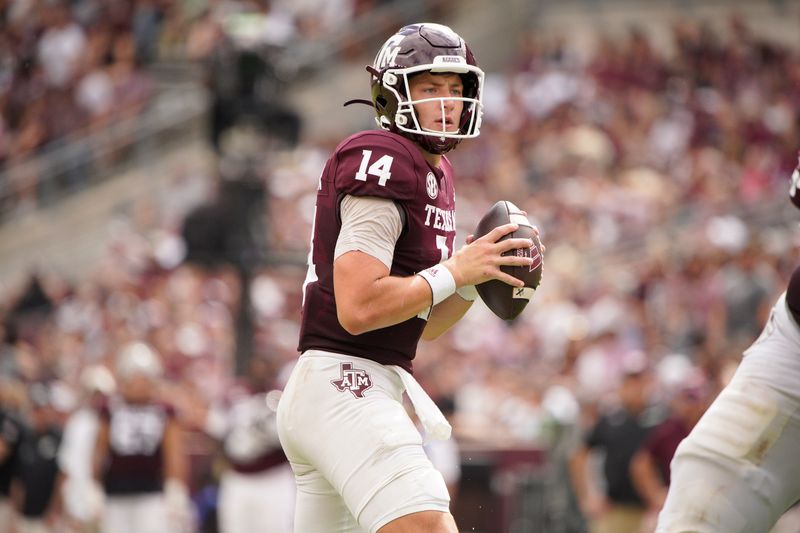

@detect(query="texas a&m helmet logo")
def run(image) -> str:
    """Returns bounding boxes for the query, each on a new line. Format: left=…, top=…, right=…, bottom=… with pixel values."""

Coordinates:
left=331, top=362, right=373, bottom=398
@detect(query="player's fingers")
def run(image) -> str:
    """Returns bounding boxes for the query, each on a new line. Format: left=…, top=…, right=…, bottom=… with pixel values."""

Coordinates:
left=480, top=223, right=518, bottom=243
left=497, top=254, right=535, bottom=267
left=495, top=237, right=535, bottom=254
left=528, top=227, right=545, bottom=252
left=465, top=234, right=475, bottom=245
left=493, top=271, right=525, bottom=287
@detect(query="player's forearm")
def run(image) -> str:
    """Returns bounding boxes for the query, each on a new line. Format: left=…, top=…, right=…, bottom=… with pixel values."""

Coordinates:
left=631, top=451, right=666, bottom=510
left=9, top=478, right=24, bottom=512
left=422, top=293, right=472, bottom=340
left=163, top=420, right=188, bottom=484
left=568, top=447, right=592, bottom=503
left=92, top=421, right=110, bottom=482
left=337, top=272, right=437, bottom=335
left=47, top=472, right=65, bottom=517
left=0, top=439, right=9, bottom=463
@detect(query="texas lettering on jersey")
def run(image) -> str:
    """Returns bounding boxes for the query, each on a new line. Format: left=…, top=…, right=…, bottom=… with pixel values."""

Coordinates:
left=299, top=130, right=458, bottom=372
left=424, top=204, right=456, bottom=231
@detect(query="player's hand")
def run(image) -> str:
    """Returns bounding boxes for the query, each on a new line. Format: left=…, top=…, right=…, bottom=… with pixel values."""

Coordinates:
left=165, top=479, right=194, bottom=533
left=580, top=492, right=609, bottom=520
left=465, top=225, right=545, bottom=252
left=444, top=223, right=535, bottom=288
left=638, top=508, right=659, bottom=533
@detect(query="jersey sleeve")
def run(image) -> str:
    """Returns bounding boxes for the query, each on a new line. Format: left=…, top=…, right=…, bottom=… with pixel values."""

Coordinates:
left=641, top=423, right=663, bottom=457
left=334, top=132, right=419, bottom=201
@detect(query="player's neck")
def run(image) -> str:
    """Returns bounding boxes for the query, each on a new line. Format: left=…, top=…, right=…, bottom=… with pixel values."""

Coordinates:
left=420, top=148, right=442, bottom=168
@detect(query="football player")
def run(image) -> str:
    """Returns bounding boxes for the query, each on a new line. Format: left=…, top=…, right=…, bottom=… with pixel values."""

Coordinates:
left=93, top=342, right=191, bottom=533
left=655, top=155, right=800, bottom=532
left=201, top=355, right=294, bottom=533
left=58, top=365, right=115, bottom=531
left=276, top=23, right=538, bottom=533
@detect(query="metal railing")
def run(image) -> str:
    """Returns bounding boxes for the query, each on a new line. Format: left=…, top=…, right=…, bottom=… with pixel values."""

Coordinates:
left=274, top=0, right=450, bottom=80
left=0, top=86, right=208, bottom=222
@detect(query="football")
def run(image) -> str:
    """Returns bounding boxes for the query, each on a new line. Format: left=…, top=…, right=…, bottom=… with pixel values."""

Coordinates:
left=473, top=200, right=543, bottom=320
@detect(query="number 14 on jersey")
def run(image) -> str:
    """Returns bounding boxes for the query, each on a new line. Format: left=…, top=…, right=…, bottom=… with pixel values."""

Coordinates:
left=355, top=149, right=393, bottom=187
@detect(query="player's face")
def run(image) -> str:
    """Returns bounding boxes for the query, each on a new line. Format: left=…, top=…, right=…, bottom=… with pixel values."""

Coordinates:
left=121, top=374, right=155, bottom=403
left=408, top=72, right=464, bottom=135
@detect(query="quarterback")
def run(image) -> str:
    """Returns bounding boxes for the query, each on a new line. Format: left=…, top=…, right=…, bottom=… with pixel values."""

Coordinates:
left=656, top=155, right=800, bottom=532
left=277, top=23, right=538, bottom=533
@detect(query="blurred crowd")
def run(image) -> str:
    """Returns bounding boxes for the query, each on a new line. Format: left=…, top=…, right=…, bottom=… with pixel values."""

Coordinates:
left=0, top=0, right=429, bottom=218
left=1, top=7, right=800, bottom=533
left=0, top=0, right=157, bottom=159
left=0, top=0, right=158, bottom=215
left=0, top=0, right=406, bottom=162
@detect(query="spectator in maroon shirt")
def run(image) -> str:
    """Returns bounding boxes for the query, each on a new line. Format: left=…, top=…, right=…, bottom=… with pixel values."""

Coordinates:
left=630, top=368, right=713, bottom=531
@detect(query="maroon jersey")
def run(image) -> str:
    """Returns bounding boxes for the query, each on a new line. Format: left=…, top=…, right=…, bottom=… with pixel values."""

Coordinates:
left=298, top=130, right=457, bottom=372
left=99, top=397, right=174, bottom=495
left=641, top=416, right=690, bottom=485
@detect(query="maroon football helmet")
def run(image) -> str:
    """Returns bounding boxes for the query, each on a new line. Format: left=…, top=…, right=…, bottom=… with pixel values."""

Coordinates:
left=368, top=23, right=484, bottom=155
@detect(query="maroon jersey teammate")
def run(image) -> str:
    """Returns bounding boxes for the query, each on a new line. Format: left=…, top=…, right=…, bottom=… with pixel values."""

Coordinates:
left=93, top=343, right=190, bottom=533
left=201, top=356, right=294, bottom=533
left=277, top=23, right=539, bottom=533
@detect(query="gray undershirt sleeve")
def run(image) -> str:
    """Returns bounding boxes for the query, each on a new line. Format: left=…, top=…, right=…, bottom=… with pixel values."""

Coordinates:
left=334, top=195, right=403, bottom=269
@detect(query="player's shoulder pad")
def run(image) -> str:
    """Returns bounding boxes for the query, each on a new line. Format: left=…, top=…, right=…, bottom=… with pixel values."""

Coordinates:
left=333, top=130, right=421, bottom=201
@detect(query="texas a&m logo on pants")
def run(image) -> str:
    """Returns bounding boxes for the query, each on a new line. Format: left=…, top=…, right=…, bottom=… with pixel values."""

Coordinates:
left=331, top=362, right=373, bottom=398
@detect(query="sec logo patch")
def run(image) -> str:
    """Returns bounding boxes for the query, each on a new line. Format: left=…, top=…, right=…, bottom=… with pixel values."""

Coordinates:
left=426, top=172, right=438, bottom=199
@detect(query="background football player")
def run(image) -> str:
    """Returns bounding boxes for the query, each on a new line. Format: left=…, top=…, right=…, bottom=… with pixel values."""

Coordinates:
left=58, top=365, right=115, bottom=532
left=655, top=154, right=800, bottom=532
left=198, top=354, right=294, bottom=533
left=93, top=342, right=192, bottom=533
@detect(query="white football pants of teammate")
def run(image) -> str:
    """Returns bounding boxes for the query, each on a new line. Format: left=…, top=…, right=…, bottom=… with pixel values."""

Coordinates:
left=656, top=292, right=800, bottom=533
left=218, top=464, right=295, bottom=533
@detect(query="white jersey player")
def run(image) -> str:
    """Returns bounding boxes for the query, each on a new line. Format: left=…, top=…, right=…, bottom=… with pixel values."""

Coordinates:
left=656, top=155, right=800, bottom=532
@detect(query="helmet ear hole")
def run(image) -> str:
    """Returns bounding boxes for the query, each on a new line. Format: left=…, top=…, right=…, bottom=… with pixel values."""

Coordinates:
left=376, top=95, right=388, bottom=109
left=461, top=73, right=479, bottom=99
